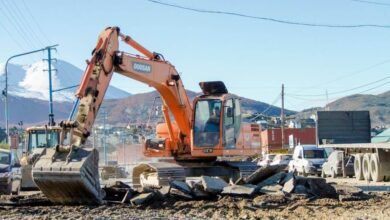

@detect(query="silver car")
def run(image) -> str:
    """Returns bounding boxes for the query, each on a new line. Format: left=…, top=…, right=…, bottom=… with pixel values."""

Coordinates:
left=321, top=150, right=354, bottom=178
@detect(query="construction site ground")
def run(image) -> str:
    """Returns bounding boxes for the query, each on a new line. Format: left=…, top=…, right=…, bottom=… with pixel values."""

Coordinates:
left=0, top=177, right=390, bottom=219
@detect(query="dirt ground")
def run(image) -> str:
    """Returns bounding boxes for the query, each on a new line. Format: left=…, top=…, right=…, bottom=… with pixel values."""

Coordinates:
left=0, top=191, right=389, bottom=220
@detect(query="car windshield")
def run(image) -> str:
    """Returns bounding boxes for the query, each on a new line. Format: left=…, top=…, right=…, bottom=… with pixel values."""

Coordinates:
left=281, top=155, right=292, bottom=160
left=267, top=155, right=276, bottom=160
left=304, top=149, right=326, bottom=159
left=0, top=152, right=10, bottom=165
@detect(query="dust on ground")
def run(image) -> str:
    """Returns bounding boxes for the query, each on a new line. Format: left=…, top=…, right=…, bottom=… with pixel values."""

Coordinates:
left=0, top=192, right=389, bottom=219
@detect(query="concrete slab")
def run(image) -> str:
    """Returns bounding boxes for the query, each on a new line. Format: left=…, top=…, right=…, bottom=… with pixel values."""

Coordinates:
left=257, top=172, right=285, bottom=188
left=245, top=165, right=284, bottom=185
left=201, top=176, right=228, bottom=193
left=222, top=184, right=258, bottom=196
left=170, top=180, right=192, bottom=194
left=260, top=185, right=284, bottom=196
left=130, top=192, right=155, bottom=205
left=282, top=178, right=295, bottom=194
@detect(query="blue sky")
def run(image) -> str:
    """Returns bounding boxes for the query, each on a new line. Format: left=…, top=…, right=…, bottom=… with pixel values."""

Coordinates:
left=1, top=0, right=390, bottom=111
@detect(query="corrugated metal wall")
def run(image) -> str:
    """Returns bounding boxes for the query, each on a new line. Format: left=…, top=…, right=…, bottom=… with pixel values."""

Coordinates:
left=317, top=111, right=371, bottom=144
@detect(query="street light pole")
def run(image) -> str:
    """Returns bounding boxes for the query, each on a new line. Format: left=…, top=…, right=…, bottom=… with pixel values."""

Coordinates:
left=3, top=45, right=58, bottom=143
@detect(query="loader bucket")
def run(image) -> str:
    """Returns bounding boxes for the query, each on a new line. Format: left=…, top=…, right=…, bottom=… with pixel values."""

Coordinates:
left=32, top=148, right=102, bottom=205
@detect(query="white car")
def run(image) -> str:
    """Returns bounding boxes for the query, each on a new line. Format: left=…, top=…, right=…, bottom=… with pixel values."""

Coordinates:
left=288, top=145, right=326, bottom=176
left=257, top=154, right=276, bottom=167
left=270, top=154, right=293, bottom=167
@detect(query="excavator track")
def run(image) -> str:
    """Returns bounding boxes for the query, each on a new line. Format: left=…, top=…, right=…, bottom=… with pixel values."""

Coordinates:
left=32, top=148, right=102, bottom=205
left=132, top=161, right=258, bottom=188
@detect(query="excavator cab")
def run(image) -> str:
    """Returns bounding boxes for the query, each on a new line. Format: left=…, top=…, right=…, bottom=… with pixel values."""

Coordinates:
left=192, top=81, right=242, bottom=155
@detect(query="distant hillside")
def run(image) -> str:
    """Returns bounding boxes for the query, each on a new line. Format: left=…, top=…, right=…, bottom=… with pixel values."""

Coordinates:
left=0, top=90, right=293, bottom=126
left=101, top=90, right=295, bottom=125
left=295, top=91, right=390, bottom=127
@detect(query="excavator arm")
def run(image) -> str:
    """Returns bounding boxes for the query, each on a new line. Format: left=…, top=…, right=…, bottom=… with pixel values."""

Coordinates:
left=70, top=27, right=192, bottom=152
left=32, top=27, right=194, bottom=204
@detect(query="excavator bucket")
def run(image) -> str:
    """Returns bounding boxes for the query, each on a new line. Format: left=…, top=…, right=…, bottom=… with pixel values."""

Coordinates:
left=32, top=147, right=102, bottom=205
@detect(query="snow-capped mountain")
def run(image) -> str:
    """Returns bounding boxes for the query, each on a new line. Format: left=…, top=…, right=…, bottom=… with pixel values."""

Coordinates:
left=0, top=60, right=131, bottom=102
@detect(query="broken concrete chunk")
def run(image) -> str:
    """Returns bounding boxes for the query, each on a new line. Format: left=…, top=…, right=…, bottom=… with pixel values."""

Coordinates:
left=170, top=189, right=193, bottom=200
left=306, top=178, right=338, bottom=198
left=192, top=186, right=211, bottom=199
left=186, top=177, right=203, bottom=189
left=157, top=186, right=171, bottom=198
left=282, top=178, right=296, bottom=194
left=279, top=172, right=294, bottom=186
left=245, top=165, right=285, bottom=185
left=259, top=185, right=284, bottom=196
left=201, top=176, right=228, bottom=193
left=170, top=180, right=192, bottom=194
left=332, top=184, right=369, bottom=202
left=257, top=172, right=286, bottom=188
left=222, top=184, right=258, bottom=196
left=130, top=192, right=155, bottom=205
left=121, top=189, right=133, bottom=203
left=293, top=185, right=308, bottom=195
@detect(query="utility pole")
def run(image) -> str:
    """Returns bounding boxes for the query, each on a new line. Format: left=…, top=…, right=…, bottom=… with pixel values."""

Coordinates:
left=4, top=45, right=58, bottom=143
left=281, top=84, right=285, bottom=148
left=102, top=109, right=108, bottom=165
left=122, top=133, right=126, bottom=166
left=44, top=47, right=57, bottom=126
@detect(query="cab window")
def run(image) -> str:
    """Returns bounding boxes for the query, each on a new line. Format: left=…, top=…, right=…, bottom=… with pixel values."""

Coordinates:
left=194, top=99, right=221, bottom=147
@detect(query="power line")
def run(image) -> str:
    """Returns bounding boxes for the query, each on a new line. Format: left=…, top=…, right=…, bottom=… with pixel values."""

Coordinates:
left=7, top=0, right=45, bottom=47
left=0, top=21, right=25, bottom=51
left=287, top=75, right=390, bottom=97
left=351, top=0, right=390, bottom=7
left=146, top=0, right=390, bottom=29
left=291, top=58, right=390, bottom=94
left=21, top=0, right=52, bottom=44
left=251, top=92, right=281, bottom=121
left=0, top=1, right=39, bottom=49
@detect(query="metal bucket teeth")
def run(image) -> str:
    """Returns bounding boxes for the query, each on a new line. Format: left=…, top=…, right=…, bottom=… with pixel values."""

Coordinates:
left=32, top=148, right=102, bottom=205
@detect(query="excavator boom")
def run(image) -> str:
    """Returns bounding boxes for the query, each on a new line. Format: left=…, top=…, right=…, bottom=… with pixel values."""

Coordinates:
left=32, top=27, right=193, bottom=204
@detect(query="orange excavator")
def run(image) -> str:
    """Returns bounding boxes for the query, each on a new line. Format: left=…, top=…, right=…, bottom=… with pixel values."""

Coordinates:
left=32, top=27, right=261, bottom=204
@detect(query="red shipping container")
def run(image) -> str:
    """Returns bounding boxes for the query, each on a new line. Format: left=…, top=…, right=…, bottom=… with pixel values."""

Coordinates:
left=261, top=128, right=316, bottom=154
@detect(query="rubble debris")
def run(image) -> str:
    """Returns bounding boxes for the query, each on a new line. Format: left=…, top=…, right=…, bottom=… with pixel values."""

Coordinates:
left=282, top=177, right=296, bottom=194
left=157, top=186, right=171, bottom=198
left=102, top=181, right=134, bottom=202
left=186, top=177, right=202, bottom=188
left=192, top=186, right=211, bottom=199
left=170, top=189, right=193, bottom=200
left=259, top=185, right=284, bottom=196
left=121, top=190, right=133, bottom=203
left=279, top=172, right=294, bottom=186
left=170, top=180, right=192, bottom=194
left=222, top=184, right=258, bottom=197
left=332, top=184, right=370, bottom=202
left=293, top=185, right=308, bottom=195
left=130, top=192, right=155, bottom=206
left=244, top=165, right=285, bottom=185
left=201, top=176, right=228, bottom=194
left=257, top=172, right=286, bottom=188
left=305, top=178, right=338, bottom=198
